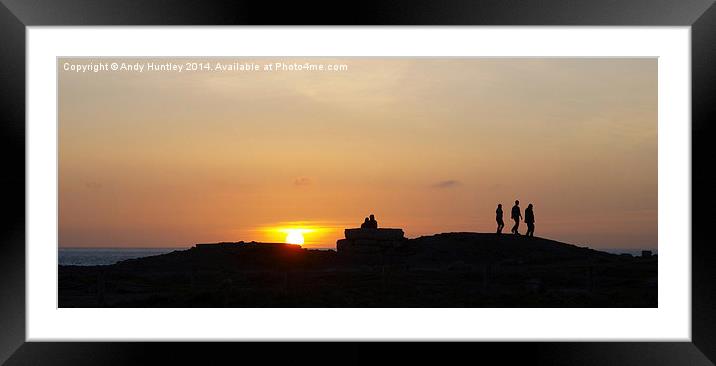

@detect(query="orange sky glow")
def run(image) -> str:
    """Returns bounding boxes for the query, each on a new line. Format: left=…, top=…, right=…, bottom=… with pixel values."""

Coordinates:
left=59, top=58, right=657, bottom=250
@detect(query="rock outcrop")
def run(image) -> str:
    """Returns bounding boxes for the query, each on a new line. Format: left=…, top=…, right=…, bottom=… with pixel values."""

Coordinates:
left=336, top=228, right=408, bottom=254
left=58, top=232, right=658, bottom=308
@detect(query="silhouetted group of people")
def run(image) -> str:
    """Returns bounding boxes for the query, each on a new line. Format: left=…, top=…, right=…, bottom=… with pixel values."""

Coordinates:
left=358, top=205, right=534, bottom=237
left=496, top=200, right=535, bottom=236
left=360, top=214, right=379, bottom=229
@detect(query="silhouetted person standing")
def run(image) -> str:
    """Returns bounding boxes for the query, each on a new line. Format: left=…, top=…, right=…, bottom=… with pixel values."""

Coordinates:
left=525, top=204, right=535, bottom=237
left=495, top=204, right=504, bottom=234
left=368, top=214, right=378, bottom=229
left=511, top=200, right=522, bottom=235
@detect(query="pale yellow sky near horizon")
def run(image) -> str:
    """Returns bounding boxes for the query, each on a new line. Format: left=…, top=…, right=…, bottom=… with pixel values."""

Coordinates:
left=59, top=58, right=657, bottom=249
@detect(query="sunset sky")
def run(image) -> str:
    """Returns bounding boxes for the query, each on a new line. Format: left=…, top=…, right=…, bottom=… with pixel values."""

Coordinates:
left=59, top=58, right=657, bottom=250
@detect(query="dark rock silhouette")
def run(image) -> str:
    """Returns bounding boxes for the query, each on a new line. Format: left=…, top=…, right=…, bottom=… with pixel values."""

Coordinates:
left=337, top=228, right=407, bottom=255
left=58, top=232, right=657, bottom=308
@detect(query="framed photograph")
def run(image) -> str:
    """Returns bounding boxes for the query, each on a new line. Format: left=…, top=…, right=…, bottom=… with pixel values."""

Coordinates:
left=1, top=0, right=714, bottom=364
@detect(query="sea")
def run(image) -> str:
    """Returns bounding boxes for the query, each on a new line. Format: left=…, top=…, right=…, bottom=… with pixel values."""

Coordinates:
left=59, top=248, right=184, bottom=266
left=58, top=246, right=657, bottom=266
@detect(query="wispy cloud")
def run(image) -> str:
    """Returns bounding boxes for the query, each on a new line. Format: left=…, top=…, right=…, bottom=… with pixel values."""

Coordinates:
left=293, top=177, right=312, bottom=187
left=431, top=180, right=461, bottom=189
left=85, top=181, right=103, bottom=190
left=488, top=183, right=508, bottom=191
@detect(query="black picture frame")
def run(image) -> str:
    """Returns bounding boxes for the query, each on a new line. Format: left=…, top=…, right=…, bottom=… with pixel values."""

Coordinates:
left=1, top=0, right=714, bottom=364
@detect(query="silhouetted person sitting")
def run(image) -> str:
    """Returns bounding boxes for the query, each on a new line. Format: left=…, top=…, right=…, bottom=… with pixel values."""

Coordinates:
left=495, top=204, right=504, bottom=234
left=367, top=214, right=378, bottom=229
left=525, top=204, right=535, bottom=237
left=511, top=200, right=522, bottom=235
left=360, top=217, right=370, bottom=229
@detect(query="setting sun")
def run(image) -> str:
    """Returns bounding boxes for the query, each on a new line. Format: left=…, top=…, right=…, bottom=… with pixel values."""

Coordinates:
left=260, top=224, right=342, bottom=248
left=285, top=229, right=305, bottom=245
left=275, top=227, right=316, bottom=246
